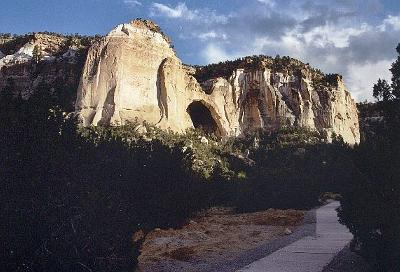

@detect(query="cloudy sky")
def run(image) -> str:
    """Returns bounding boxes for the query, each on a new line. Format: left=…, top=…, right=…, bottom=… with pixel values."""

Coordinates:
left=1, top=0, right=400, bottom=101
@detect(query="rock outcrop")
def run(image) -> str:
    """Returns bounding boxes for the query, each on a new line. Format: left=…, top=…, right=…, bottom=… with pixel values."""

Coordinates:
left=0, top=22, right=360, bottom=144
left=0, top=33, right=94, bottom=107
left=198, top=66, right=360, bottom=144
left=76, top=19, right=360, bottom=144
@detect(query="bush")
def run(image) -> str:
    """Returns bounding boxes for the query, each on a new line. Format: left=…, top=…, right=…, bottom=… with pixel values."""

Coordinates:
left=0, top=90, right=209, bottom=271
left=338, top=137, right=400, bottom=271
left=213, top=127, right=357, bottom=212
left=0, top=81, right=368, bottom=271
left=338, top=44, right=400, bottom=271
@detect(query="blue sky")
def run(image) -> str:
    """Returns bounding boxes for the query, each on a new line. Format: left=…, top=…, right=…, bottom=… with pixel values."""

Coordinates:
left=1, top=0, right=400, bottom=101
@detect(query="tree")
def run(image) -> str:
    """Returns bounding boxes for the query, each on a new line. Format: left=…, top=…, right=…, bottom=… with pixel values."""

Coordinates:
left=390, top=44, right=400, bottom=99
left=373, top=78, right=392, bottom=101
left=372, top=44, right=400, bottom=126
left=32, top=44, right=43, bottom=63
left=373, top=43, right=400, bottom=102
left=338, top=43, right=400, bottom=271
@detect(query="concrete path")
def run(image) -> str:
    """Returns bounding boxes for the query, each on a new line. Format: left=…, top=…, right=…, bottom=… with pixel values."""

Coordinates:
left=237, top=201, right=352, bottom=272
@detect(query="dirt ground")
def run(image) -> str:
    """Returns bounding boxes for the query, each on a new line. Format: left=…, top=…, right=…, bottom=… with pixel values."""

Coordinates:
left=137, top=207, right=305, bottom=272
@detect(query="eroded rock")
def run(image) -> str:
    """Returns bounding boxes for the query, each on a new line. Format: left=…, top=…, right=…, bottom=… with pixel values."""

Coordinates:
left=72, top=19, right=359, bottom=144
left=0, top=33, right=93, bottom=106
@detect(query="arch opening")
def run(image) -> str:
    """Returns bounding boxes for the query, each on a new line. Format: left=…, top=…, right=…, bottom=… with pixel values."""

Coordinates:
left=187, top=101, right=221, bottom=136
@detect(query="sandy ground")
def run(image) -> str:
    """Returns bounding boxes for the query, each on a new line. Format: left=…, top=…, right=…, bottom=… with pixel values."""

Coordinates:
left=137, top=207, right=305, bottom=272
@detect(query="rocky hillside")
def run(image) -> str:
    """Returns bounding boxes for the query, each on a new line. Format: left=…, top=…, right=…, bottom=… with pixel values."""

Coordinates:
left=193, top=55, right=323, bottom=83
left=75, top=19, right=359, bottom=144
left=0, top=33, right=98, bottom=110
left=0, top=19, right=360, bottom=144
left=193, top=56, right=360, bottom=144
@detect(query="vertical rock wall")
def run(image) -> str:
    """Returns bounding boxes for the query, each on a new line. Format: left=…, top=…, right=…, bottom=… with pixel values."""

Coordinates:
left=75, top=19, right=360, bottom=144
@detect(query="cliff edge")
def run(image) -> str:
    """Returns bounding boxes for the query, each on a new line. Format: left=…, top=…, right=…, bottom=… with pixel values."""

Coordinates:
left=75, top=19, right=360, bottom=144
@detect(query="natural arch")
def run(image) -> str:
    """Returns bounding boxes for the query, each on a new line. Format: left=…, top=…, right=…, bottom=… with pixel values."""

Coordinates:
left=187, top=101, right=222, bottom=136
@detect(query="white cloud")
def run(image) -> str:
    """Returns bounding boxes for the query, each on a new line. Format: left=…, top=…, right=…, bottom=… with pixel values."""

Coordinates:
left=253, top=34, right=303, bottom=57
left=201, top=44, right=239, bottom=63
left=150, top=2, right=228, bottom=24
left=123, top=0, right=142, bottom=8
left=150, top=2, right=195, bottom=19
left=301, top=23, right=370, bottom=48
left=346, top=60, right=393, bottom=101
left=198, top=31, right=227, bottom=41
left=325, top=55, right=338, bottom=65
left=257, top=0, right=275, bottom=7
left=380, top=15, right=400, bottom=31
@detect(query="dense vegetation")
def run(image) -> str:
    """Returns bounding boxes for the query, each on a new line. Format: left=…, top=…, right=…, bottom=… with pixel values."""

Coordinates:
left=338, top=44, right=400, bottom=271
left=0, top=89, right=210, bottom=271
left=0, top=82, right=356, bottom=271
left=231, top=129, right=355, bottom=212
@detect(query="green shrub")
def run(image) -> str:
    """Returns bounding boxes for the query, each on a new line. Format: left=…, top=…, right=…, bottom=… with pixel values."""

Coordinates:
left=338, top=44, right=400, bottom=271
left=338, top=137, right=400, bottom=271
left=211, top=127, right=357, bottom=212
left=0, top=90, right=209, bottom=271
left=0, top=79, right=367, bottom=271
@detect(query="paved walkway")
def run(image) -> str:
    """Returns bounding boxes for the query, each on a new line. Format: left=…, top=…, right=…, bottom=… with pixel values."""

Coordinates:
left=237, top=201, right=352, bottom=272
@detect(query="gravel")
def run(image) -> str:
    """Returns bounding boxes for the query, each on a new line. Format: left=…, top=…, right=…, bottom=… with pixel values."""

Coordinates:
left=200, top=208, right=317, bottom=272
left=139, top=208, right=316, bottom=272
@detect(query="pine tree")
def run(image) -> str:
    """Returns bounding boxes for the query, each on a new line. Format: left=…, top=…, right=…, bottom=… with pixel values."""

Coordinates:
left=390, top=44, right=400, bottom=99
left=372, top=43, right=400, bottom=101
left=32, top=45, right=43, bottom=63
left=373, top=78, right=392, bottom=101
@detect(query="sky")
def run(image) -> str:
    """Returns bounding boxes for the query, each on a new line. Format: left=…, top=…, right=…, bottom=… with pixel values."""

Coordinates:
left=1, top=0, right=400, bottom=101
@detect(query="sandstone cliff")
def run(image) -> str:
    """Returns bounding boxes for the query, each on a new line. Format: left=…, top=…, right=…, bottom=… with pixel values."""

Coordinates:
left=195, top=59, right=360, bottom=144
left=0, top=20, right=359, bottom=144
left=76, top=19, right=360, bottom=144
left=0, top=33, right=96, bottom=109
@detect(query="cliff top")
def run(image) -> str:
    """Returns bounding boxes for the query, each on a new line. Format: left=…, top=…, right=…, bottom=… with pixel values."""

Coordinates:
left=1, top=27, right=343, bottom=89
left=129, top=19, right=162, bottom=34
left=128, top=19, right=172, bottom=45
left=0, top=32, right=100, bottom=55
left=193, top=55, right=344, bottom=89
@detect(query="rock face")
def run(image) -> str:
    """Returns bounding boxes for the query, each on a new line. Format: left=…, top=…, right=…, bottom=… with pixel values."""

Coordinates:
left=76, top=20, right=360, bottom=144
left=75, top=19, right=359, bottom=144
left=0, top=33, right=93, bottom=108
left=0, top=21, right=360, bottom=144
left=199, top=68, right=360, bottom=144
